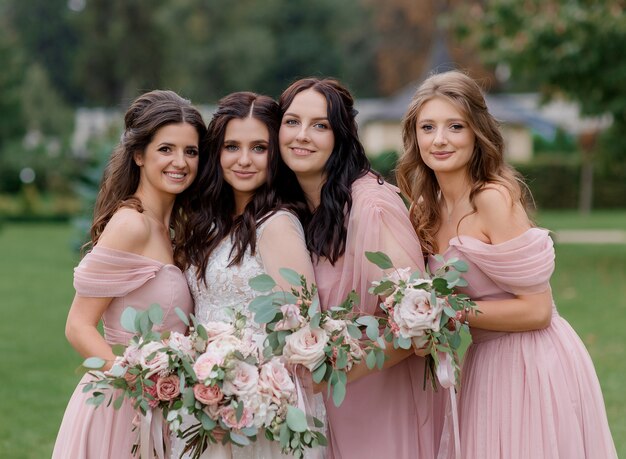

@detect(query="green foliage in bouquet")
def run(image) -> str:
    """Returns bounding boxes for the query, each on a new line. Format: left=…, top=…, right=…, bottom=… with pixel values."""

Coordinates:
left=249, top=268, right=386, bottom=407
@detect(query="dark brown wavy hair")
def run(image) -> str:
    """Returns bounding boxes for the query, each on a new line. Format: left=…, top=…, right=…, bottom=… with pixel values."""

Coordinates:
left=179, top=92, right=285, bottom=280
left=89, top=90, right=207, bottom=266
left=396, top=70, right=532, bottom=255
left=278, top=77, right=378, bottom=265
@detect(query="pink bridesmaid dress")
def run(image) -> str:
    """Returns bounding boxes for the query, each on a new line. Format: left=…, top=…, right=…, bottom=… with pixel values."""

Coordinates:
left=314, top=173, right=446, bottom=459
left=432, top=228, right=617, bottom=459
left=52, top=246, right=193, bottom=459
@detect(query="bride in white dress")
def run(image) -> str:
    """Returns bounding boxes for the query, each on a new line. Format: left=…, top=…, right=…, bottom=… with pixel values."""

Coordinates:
left=172, top=92, right=325, bottom=459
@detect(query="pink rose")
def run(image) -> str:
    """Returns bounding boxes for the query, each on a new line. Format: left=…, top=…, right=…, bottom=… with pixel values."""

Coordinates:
left=393, top=287, right=444, bottom=338
left=122, top=342, right=142, bottom=367
left=274, top=304, right=305, bottom=331
left=222, top=361, right=259, bottom=400
left=259, top=358, right=296, bottom=403
left=205, top=335, right=241, bottom=360
left=166, top=332, right=195, bottom=358
left=193, top=352, right=224, bottom=382
left=143, top=375, right=160, bottom=408
left=156, top=374, right=180, bottom=401
left=193, top=383, right=224, bottom=406
left=283, top=325, right=329, bottom=371
left=220, top=404, right=254, bottom=429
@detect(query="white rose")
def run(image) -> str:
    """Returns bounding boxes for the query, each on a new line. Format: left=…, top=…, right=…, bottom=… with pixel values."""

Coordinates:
left=122, top=341, right=142, bottom=367
left=283, top=325, right=329, bottom=371
left=393, top=287, right=444, bottom=338
left=274, top=303, right=306, bottom=331
left=387, top=267, right=414, bottom=284
left=222, top=360, right=259, bottom=401
left=205, top=334, right=241, bottom=361
left=322, top=318, right=347, bottom=335
left=139, top=341, right=169, bottom=377
left=201, top=321, right=236, bottom=343
left=167, top=332, right=195, bottom=358
left=259, top=358, right=297, bottom=404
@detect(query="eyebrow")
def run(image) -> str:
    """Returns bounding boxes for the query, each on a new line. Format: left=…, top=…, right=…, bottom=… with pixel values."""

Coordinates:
left=223, top=139, right=269, bottom=144
left=418, top=118, right=466, bottom=123
left=283, top=112, right=328, bottom=121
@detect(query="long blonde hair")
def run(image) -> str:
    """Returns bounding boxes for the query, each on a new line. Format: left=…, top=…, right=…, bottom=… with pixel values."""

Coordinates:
left=396, top=71, right=531, bottom=255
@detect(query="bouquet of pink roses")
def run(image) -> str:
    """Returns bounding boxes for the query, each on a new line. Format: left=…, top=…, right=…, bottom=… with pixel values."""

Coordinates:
left=365, top=251, right=479, bottom=390
left=248, top=268, right=386, bottom=407
left=170, top=311, right=326, bottom=459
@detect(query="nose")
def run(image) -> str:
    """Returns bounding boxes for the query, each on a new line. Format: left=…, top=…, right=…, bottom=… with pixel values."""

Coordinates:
left=237, top=149, right=252, bottom=166
left=171, top=149, right=187, bottom=167
left=433, top=127, right=447, bottom=146
left=295, top=125, right=310, bottom=143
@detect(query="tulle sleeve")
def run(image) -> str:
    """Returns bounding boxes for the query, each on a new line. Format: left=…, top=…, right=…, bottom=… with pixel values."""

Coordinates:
left=344, top=175, right=425, bottom=315
left=257, top=210, right=317, bottom=290
left=73, top=246, right=164, bottom=297
left=451, top=228, right=555, bottom=295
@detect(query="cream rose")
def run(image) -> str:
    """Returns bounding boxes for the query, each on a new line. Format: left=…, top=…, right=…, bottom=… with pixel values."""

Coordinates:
left=283, top=325, right=329, bottom=371
left=166, top=332, right=195, bottom=358
left=220, top=404, right=254, bottom=429
left=193, top=352, right=224, bottom=382
left=222, top=360, right=259, bottom=401
left=274, top=304, right=305, bottom=331
left=202, top=321, right=236, bottom=343
left=139, top=341, right=169, bottom=377
left=393, top=287, right=444, bottom=338
left=259, top=358, right=296, bottom=404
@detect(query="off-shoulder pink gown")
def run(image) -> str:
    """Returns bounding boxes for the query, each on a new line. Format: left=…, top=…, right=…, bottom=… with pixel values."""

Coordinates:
left=432, top=228, right=617, bottom=459
left=52, top=246, right=193, bottom=459
left=314, top=174, right=446, bottom=459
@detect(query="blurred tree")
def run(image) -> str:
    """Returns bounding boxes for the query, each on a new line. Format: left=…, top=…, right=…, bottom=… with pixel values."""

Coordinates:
left=452, top=0, right=626, bottom=213
left=162, top=0, right=378, bottom=101
left=0, top=9, right=26, bottom=147
left=71, top=0, right=169, bottom=106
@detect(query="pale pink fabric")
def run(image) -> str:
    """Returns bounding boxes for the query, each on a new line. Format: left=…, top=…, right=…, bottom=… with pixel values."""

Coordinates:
left=433, top=228, right=617, bottom=459
left=314, top=174, right=446, bottom=459
left=52, top=246, right=193, bottom=459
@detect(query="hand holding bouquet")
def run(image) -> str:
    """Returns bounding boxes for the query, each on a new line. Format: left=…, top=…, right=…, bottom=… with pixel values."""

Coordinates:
left=365, top=252, right=479, bottom=390
left=248, top=268, right=386, bottom=407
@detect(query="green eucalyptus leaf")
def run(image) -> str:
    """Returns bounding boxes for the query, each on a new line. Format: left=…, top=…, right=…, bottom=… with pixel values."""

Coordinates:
left=286, top=405, right=308, bottom=432
left=346, top=323, right=362, bottom=340
left=331, top=380, right=347, bottom=407
left=397, top=335, right=412, bottom=349
left=279, top=268, right=303, bottom=287
left=308, top=296, right=320, bottom=316
left=175, top=307, right=190, bottom=327
left=249, top=294, right=274, bottom=313
left=120, top=307, right=138, bottom=333
left=335, top=348, right=348, bottom=369
left=83, top=357, right=106, bottom=369
left=376, top=349, right=386, bottom=369
left=312, top=362, right=327, bottom=383
left=355, top=315, right=379, bottom=329
left=200, top=412, right=216, bottom=430
left=111, top=344, right=126, bottom=356
left=451, top=259, right=469, bottom=272
left=279, top=422, right=290, bottom=447
left=364, top=251, right=394, bottom=269
left=230, top=432, right=251, bottom=446
left=249, top=274, right=276, bottom=292
left=365, top=351, right=377, bottom=369
left=148, top=304, right=163, bottom=325
left=254, top=304, right=280, bottom=324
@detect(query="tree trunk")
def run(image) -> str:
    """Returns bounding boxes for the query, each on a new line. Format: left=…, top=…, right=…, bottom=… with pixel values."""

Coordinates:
left=578, top=131, right=597, bottom=215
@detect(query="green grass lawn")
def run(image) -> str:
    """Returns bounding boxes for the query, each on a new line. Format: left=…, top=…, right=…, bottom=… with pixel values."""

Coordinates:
left=535, top=209, right=626, bottom=230
left=0, top=218, right=624, bottom=458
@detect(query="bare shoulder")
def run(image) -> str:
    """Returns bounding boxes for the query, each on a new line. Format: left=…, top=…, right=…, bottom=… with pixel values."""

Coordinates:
left=97, top=207, right=151, bottom=254
left=474, top=184, right=531, bottom=243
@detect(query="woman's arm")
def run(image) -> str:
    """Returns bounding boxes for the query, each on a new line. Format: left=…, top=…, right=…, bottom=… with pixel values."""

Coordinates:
left=465, top=186, right=553, bottom=331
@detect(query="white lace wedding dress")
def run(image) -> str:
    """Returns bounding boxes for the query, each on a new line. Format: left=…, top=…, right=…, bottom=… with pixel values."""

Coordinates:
left=170, top=211, right=326, bottom=459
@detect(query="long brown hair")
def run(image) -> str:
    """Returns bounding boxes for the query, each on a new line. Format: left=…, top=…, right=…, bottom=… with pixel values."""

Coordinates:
left=89, top=90, right=207, bottom=265
left=179, top=92, right=284, bottom=280
left=396, top=71, right=531, bottom=255
left=278, top=77, right=376, bottom=264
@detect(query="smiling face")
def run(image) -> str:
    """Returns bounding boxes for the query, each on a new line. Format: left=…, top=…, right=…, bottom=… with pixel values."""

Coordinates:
left=278, top=89, right=335, bottom=182
left=134, top=122, right=200, bottom=198
left=220, top=116, right=270, bottom=214
left=415, top=96, right=476, bottom=177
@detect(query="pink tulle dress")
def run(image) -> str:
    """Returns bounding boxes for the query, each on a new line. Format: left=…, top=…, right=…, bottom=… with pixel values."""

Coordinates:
left=52, top=246, right=193, bottom=459
left=314, top=174, right=446, bottom=459
left=432, top=228, right=617, bottom=459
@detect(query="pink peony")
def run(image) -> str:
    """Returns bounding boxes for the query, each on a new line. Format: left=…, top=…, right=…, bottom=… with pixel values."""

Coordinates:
left=156, top=374, right=180, bottom=401
left=283, top=325, right=329, bottom=371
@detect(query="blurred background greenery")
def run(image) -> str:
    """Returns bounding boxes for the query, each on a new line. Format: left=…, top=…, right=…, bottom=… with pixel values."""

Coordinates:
left=0, top=0, right=624, bottom=457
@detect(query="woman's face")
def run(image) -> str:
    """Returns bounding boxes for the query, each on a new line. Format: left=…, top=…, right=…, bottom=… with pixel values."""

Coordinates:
left=220, top=116, right=269, bottom=213
left=415, top=96, right=476, bottom=176
left=134, top=122, right=200, bottom=197
left=279, top=89, right=335, bottom=182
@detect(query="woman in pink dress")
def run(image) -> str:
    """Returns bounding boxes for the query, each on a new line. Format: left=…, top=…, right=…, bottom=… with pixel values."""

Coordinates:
left=396, top=70, right=617, bottom=458
left=277, top=78, right=446, bottom=459
left=52, top=90, right=207, bottom=459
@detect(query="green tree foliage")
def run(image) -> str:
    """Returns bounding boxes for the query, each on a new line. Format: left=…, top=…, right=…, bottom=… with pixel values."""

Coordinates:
left=454, top=0, right=626, bottom=156
left=0, top=11, right=26, bottom=147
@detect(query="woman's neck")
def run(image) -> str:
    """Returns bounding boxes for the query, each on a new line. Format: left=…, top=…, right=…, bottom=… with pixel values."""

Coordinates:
left=435, top=171, right=472, bottom=221
left=135, top=191, right=174, bottom=229
left=296, top=174, right=325, bottom=211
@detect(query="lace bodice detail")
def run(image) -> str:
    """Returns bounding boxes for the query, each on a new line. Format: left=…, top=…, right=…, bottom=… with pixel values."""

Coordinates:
left=185, top=211, right=302, bottom=336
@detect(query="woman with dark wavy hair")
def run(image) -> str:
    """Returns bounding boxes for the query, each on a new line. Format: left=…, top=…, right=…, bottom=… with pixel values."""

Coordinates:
left=278, top=78, right=446, bottom=459
left=53, top=90, right=206, bottom=459
left=173, top=91, right=325, bottom=459
left=397, top=70, right=616, bottom=458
